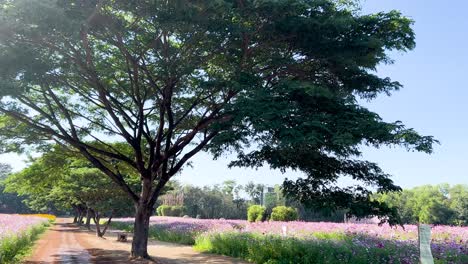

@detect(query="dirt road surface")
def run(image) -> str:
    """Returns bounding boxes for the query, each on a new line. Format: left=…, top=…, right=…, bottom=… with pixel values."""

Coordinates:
left=24, top=218, right=249, bottom=264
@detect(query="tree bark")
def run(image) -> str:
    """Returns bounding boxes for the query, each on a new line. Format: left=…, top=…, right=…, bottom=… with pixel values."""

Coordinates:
left=77, top=208, right=85, bottom=225
left=85, top=208, right=92, bottom=230
left=72, top=206, right=79, bottom=223
left=94, top=211, right=113, bottom=238
left=94, top=211, right=102, bottom=237
left=99, top=212, right=113, bottom=237
left=131, top=203, right=152, bottom=259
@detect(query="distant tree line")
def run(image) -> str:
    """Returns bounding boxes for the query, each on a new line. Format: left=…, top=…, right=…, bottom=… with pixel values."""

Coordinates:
left=374, top=184, right=467, bottom=226
left=153, top=181, right=468, bottom=226
left=0, top=163, right=31, bottom=214
left=157, top=180, right=346, bottom=222
left=2, top=157, right=465, bottom=226
left=0, top=146, right=136, bottom=237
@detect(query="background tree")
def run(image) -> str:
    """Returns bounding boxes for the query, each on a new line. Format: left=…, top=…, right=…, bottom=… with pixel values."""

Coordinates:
left=374, top=190, right=415, bottom=224
left=244, top=182, right=265, bottom=205
left=375, top=184, right=467, bottom=225
left=4, top=146, right=135, bottom=236
left=163, top=182, right=248, bottom=219
left=0, top=0, right=436, bottom=257
left=63, top=167, right=134, bottom=237
left=449, top=185, right=468, bottom=226
left=221, top=180, right=237, bottom=198
left=3, top=155, right=70, bottom=213
left=0, top=163, right=32, bottom=214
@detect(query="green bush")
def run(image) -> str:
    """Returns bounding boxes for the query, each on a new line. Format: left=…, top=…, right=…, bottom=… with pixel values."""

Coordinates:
left=156, top=205, right=164, bottom=216
left=0, top=222, right=49, bottom=264
left=247, top=205, right=265, bottom=222
left=156, top=205, right=185, bottom=217
left=270, top=206, right=298, bottom=222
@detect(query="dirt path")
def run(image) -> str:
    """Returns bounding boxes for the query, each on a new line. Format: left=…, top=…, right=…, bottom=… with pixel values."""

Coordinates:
left=24, top=218, right=249, bottom=264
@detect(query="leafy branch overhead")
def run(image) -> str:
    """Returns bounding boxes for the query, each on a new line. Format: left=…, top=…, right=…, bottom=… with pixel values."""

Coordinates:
left=0, top=0, right=436, bottom=234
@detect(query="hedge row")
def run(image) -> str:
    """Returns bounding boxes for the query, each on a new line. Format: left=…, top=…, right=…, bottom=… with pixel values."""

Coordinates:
left=247, top=205, right=298, bottom=222
left=156, top=205, right=185, bottom=217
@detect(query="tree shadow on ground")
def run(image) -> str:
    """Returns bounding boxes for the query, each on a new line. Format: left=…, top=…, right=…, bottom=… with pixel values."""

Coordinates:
left=24, top=248, right=162, bottom=264
left=24, top=221, right=249, bottom=264
left=157, top=253, right=248, bottom=264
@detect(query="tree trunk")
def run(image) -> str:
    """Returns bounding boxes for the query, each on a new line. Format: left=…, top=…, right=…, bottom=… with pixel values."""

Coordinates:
left=85, top=208, right=92, bottom=230
left=131, top=203, right=152, bottom=259
left=77, top=208, right=85, bottom=225
left=94, top=211, right=113, bottom=238
left=72, top=206, right=79, bottom=223
left=94, top=212, right=102, bottom=237
left=99, top=212, right=113, bottom=237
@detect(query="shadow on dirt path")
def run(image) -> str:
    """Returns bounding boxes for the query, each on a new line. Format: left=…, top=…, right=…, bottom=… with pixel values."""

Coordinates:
left=24, top=218, right=249, bottom=264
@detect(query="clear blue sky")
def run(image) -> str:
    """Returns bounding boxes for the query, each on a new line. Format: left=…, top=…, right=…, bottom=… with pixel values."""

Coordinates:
left=1, top=0, right=467, bottom=189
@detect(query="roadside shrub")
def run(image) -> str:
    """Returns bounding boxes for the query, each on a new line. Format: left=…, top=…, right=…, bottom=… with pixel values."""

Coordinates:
left=247, top=205, right=265, bottom=222
left=156, top=205, right=185, bottom=217
left=156, top=205, right=165, bottom=216
left=270, top=206, right=298, bottom=222
left=0, top=222, right=49, bottom=263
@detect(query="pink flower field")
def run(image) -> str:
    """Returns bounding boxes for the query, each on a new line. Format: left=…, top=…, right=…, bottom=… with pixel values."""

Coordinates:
left=117, top=216, right=467, bottom=244
left=114, top=216, right=468, bottom=263
left=0, top=214, right=48, bottom=240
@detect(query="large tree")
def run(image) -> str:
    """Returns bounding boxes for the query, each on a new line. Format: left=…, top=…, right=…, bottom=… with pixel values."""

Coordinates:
left=0, top=0, right=436, bottom=258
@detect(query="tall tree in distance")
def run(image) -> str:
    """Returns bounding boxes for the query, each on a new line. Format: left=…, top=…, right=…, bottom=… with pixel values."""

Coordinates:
left=245, top=181, right=265, bottom=205
left=0, top=163, right=31, bottom=213
left=0, top=0, right=436, bottom=258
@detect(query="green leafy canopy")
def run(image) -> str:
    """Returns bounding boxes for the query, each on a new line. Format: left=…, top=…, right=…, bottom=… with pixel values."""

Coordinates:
left=0, top=0, right=437, bottom=226
left=4, top=145, right=135, bottom=214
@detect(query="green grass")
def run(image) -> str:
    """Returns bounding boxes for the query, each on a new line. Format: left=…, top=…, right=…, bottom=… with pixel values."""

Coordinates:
left=110, top=222, right=467, bottom=264
left=148, top=227, right=196, bottom=245
left=109, top=222, right=196, bottom=245
left=110, top=221, right=417, bottom=263
left=0, top=221, right=50, bottom=264
left=193, top=232, right=418, bottom=264
left=109, top=221, right=133, bottom=232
